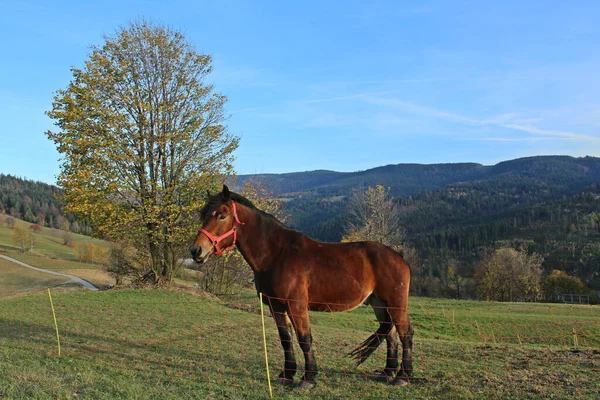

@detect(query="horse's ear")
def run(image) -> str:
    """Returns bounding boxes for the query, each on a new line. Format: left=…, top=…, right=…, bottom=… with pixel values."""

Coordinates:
left=221, top=185, right=231, bottom=201
left=206, top=189, right=211, bottom=199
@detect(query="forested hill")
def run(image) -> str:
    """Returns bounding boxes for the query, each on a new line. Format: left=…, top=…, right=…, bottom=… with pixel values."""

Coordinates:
left=237, top=163, right=486, bottom=197
left=239, top=156, right=600, bottom=290
left=238, top=156, right=600, bottom=198
left=4, top=156, right=600, bottom=288
left=0, top=174, right=91, bottom=234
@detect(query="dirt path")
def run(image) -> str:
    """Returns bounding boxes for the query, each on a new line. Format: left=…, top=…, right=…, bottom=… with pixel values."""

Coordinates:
left=0, top=254, right=99, bottom=291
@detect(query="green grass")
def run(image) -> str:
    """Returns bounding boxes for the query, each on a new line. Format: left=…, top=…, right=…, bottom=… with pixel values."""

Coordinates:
left=1, top=289, right=599, bottom=399
left=0, top=218, right=109, bottom=262
left=0, top=217, right=114, bottom=292
left=0, top=258, right=73, bottom=297
left=7, top=252, right=104, bottom=271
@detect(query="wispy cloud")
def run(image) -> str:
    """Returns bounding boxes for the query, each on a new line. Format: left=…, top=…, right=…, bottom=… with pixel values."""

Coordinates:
left=316, top=78, right=443, bottom=86
left=230, top=91, right=393, bottom=114
left=459, top=137, right=572, bottom=142
left=499, top=123, right=596, bottom=141
left=365, top=95, right=600, bottom=143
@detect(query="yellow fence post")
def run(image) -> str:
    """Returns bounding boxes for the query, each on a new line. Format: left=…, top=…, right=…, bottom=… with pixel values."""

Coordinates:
left=259, top=292, right=273, bottom=399
left=47, top=288, right=61, bottom=357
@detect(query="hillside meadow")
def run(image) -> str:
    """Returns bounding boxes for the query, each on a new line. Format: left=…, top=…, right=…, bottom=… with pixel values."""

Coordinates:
left=1, top=289, right=598, bottom=399
left=0, top=217, right=114, bottom=293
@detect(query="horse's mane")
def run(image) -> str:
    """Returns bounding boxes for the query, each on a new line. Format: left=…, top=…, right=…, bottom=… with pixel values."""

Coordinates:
left=201, top=191, right=284, bottom=227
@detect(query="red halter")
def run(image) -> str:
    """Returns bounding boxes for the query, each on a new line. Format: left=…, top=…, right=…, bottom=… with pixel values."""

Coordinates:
left=198, top=201, right=244, bottom=256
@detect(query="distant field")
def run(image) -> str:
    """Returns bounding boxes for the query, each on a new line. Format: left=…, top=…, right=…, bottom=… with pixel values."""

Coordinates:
left=0, top=217, right=114, bottom=292
left=0, top=258, right=70, bottom=297
left=7, top=252, right=104, bottom=271
left=1, top=289, right=598, bottom=399
left=0, top=218, right=108, bottom=260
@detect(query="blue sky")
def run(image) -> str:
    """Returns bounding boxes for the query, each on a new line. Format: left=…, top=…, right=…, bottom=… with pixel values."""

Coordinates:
left=1, top=0, right=599, bottom=184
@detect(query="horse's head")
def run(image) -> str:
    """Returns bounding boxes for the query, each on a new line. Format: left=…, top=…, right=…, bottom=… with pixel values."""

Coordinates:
left=190, top=185, right=243, bottom=263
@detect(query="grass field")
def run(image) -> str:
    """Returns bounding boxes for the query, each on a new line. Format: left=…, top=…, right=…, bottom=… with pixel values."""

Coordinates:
left=1, top=289, right=599, bottom=399
left=0, top=258, right=70, bottom=297
left=0, top=218, right=107, bottom=259
left=0, top=217, right=114, bottom=293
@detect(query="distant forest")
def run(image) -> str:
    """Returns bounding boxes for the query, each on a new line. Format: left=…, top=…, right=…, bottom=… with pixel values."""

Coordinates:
left=0, top=174, right=91, bottom=235
left=3, top=155, right=600, bottom=294
left=249, top=156, right=600, bottom=293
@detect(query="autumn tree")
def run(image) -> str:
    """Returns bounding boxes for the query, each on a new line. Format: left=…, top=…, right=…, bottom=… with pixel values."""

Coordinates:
left=46, top=21, right=238, bottom=284
left=75, top=242, right=99, bottom=263
left=95, top=245, right=107, bottom=264
left=13, top=226, right=35, bottom=252
left=76, top=242, right=107, bottom=264
left=474, top=248, right=543, bottom=302
left=542, top=270, right=588, bottom=295
left=29, top=224, right=43, bottom=233
left=343, top=185, right=409, bottom=253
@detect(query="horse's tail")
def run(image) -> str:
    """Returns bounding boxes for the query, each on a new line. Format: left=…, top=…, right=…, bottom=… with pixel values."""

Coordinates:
left=347, top=318, right=394, bottom=366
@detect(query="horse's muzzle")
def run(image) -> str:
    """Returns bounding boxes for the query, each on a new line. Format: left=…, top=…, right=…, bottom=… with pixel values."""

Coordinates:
left=190, top=245, right=211, bottom=264
left=190, top=245, right=202, bottom=264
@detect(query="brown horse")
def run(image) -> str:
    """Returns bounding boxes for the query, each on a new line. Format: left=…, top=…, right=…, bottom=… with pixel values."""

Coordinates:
left=191, top=185, right=413, bottom=388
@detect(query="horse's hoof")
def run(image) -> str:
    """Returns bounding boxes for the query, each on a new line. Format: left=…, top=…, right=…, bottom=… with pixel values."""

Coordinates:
left=375, top=371, right=394, bottom=383
left=390, top=378, right=409, bottom=387
left=275, top=377, right=294, bottom=387
left=296, top=380, right=317, bottom=389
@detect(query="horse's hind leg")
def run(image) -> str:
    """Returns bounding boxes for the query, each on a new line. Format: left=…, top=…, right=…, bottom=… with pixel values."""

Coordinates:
left=370, top=296, right=399, bottom=382
left=271, top=306, right=297, bottom=386
left=398, top=318, right=414, bottom=381
left=387, top=306, right=413, bottom=386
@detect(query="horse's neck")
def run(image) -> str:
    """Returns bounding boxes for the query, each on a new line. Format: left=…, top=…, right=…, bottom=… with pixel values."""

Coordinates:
left=236, top=204, right=286, bottom=272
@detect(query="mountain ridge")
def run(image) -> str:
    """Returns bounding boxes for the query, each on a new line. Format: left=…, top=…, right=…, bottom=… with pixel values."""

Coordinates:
left=237, top=155, right=600, bottom=197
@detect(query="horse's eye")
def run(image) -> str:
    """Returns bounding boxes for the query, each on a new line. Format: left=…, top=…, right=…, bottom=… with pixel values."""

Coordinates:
left=219, top=214, right=227, bottom=220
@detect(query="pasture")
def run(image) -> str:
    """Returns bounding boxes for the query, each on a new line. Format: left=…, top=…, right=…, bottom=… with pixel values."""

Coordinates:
left=0, top=218, right=113, bottom=293
left=0, top=257, right=70, bottom=297
left=1, top=289, right=598, bottom=399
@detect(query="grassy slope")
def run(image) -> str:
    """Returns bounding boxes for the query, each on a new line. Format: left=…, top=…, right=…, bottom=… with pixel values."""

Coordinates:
left=0, top=218, right=114, bottom=291
left=1, top=289, right=598, bottom=399
left=0, top=258, right=70, bottom=297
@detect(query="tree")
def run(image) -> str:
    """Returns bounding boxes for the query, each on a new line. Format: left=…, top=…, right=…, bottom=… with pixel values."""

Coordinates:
left=13, top=226, right=35, bottom=252
left=5, top=216, right=15, bottom=229
left=29, top=224, right=43, bottom=233
left=36, top=212, right=46, bottom=227
left=107, top=244, right=143, bottom=286
left=76, top=242, right=100, bottom=263
left=343, top=185, right=406, bottom=252
left=95, top=245, right=107, bottom=264
left=23, top=207, right=35, bottom=223
left=46, top=21, right=238, bottom=284
left=55, top=215, right=66, bottom=230
left=542, top=270, right=588, bottom=295
left=447, top=262, right=467, bottom=300
left=474, top=248, right=543, bottom=302
left=63, top=230, right=74, bottom=247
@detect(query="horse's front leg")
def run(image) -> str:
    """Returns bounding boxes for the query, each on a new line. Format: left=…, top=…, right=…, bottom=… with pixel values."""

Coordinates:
left=289, top=302, right=318, bottom=389
left=271, top=307, right=297, bottom=386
